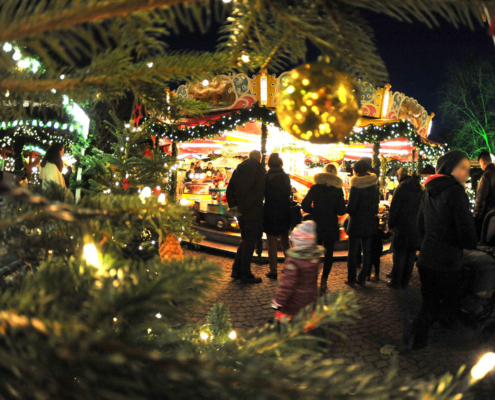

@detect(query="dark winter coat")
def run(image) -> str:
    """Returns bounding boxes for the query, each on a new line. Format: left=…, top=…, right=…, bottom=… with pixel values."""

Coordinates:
left=273, top=246, right=325, bottom=316
left=263, top=167, right=291, bottom=235
left=474, top=163, right=495, bottom=223
left=301, top=173, right=346, bottom=242
left=226, top=158, right=266, bottom=222
left=388, top=176, right=423, bottom=250
left=417, top=175, right=477, bottom=272
left=347, top=173, right=379, bottom=238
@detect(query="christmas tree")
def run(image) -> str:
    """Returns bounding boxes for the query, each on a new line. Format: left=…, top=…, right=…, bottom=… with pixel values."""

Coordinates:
left=0, top=1, right=494, bottom=398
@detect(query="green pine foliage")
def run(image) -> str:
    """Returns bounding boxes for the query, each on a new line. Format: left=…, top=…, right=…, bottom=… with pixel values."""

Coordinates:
left=0, top=0, right=486, bottom=121
left=0, top=1, right=493, bottom=399
left=80, top=114, right=174, bottom=195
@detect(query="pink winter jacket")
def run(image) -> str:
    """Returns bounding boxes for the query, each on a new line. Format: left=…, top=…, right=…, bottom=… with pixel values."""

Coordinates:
left=273, top=246, right=325, bottom=317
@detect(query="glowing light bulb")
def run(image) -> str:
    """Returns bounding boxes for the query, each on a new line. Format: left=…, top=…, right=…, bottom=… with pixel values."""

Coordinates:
left=141, top=186, right=152, bottom=198
left=229, top=331, right=237, bottom=340
left=147, top=62, right=153, bottom=68
left=471, top=352, right=495, bottom=381
left=156, top=313, right=162, bottom=319
left=83, top=243, right=100, bottom=267
left=202, top=79, right=209, bottom=87
left=3, top=42, right=12, bottom=52
left=200, top=332, right=209, bottom=340
left=158, top=193, right=166, bottom=204
left=241, top=54, right=250, bottom=62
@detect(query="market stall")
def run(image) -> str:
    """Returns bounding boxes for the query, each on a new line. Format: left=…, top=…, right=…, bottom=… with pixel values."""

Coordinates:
left=152, top=72, right=445, bottom=255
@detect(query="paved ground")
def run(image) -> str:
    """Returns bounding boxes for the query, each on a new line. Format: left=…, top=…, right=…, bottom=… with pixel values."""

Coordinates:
left=184, top=249, right=495, bottom=399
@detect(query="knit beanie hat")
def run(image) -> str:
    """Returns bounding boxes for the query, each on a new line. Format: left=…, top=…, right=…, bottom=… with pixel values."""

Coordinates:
left=353, top=159, right=370, bottom=175
left=290, top=220, right=317, bottom=248
left=436, top=150, right=469, bottom=175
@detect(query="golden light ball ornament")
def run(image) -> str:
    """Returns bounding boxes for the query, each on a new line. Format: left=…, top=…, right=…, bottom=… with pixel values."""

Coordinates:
left=276, top=63, right=361, bottom=144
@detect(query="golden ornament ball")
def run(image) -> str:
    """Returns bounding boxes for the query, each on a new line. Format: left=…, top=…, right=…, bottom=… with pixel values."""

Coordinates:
left=276, top=63, right=361, bottom=144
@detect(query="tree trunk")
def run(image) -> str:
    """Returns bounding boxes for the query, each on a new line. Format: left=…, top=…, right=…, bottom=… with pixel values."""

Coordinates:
left=372, top=142, right=380, bottom=178
left=261, top=123, right=267, bottom=168
left=170, top=141, right=178, bottom=203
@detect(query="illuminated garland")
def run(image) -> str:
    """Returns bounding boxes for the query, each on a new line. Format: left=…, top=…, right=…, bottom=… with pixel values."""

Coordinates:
left=149, top=103, right=279, bottom=142
left=344, top=120, right=448, bottom=165
left=0, top=125, right=72, bottom=149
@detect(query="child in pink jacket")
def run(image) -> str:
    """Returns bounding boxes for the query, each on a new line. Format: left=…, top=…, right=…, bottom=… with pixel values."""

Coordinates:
left=271, top=221, right=325, bottom=321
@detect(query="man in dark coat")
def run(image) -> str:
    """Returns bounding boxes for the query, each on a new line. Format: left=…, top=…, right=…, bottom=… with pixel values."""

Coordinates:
left=474, top=151, right=495, bottom=238
left=387, top=167, right=423, bottom=289
left=226, top=150, right=266, bottom=284
left=411, top=151, right=477, bottom=350
left=346, top=160, right=379, bottom=287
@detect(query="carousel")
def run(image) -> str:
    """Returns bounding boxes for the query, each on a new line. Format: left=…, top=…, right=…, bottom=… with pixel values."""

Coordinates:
left=154, top=70, right=443, bottom=258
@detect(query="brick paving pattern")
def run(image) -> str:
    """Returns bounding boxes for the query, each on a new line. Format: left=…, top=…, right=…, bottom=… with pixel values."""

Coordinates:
left=184, top=249, right=495, bottom=399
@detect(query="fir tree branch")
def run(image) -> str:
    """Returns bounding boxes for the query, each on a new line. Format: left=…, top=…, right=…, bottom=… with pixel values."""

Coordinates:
left=0, top=0, right=203, bottom=43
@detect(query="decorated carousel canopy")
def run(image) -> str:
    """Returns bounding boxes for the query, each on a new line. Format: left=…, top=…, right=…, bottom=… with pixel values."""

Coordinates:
left=152, top=72, right=443, bottom=164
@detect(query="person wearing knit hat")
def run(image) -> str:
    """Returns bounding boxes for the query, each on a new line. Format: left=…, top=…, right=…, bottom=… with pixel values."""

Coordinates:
left=271, top=221, right=325, bottom=322
left=290, top=220, right=317, bottom=248
left=410, top=150, right=477, bottom=350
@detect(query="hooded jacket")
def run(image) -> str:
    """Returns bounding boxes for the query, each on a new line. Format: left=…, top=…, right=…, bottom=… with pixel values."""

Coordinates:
left=347, top=173, right=379, bottom=238
left=273, top=246, right=325, bottom=316
left=301, top=173, right=346, bottom=241
left=474, top=163, right=495, bottom=222
left=263, top=167, right=291, bottom=235
left=417, top=174, right=477, bottom=271
left=226, top=158, right=266, bottom=221
left=388, top=176, right=423, bottom=250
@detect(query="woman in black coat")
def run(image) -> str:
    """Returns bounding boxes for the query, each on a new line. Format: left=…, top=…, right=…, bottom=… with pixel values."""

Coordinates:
left=346, top=160, right=379, bottom=287
left=387, top=167, right=423, bottom=289
left=263, top=153, right=291, bottom=280
left=302, top=163, right=346, bottom=293
left=410, top=151, right=477, bottom=350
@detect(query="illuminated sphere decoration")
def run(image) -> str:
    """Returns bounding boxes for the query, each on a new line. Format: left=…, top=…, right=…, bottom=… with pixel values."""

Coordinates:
left=276, top=63, right=361, bottom=144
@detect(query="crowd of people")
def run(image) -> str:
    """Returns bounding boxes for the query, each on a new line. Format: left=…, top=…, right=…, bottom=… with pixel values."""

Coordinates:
left=226, top=149, right=495, bottom=350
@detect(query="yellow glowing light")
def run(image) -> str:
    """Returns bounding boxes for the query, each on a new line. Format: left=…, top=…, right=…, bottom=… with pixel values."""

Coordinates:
left=284, top=116, right=292, bottom=124
left=83, top=243, right=101, bottom=267
left=113, top=317, right=117, bottom=322
left=241, top=54, right=250, bottom=62
left=311, top=93, right=318, bottom=100
left=156, top=313, right=162, bottom=319
left=202, top=79, right=209, bottom=87
left=330, top=116, right=336, bottom=123
left=148, top=328, right=152, bottom=334
left=302, top=79, right=310, bottom=86
left=200, top=332, right=209, bottom=341
left=229, top=331, right=237, bottom=340
left=471, top=352, right=495, bottom=381
left=337, top=85, right=347, bottom=104
left=301, top=106, right=307, bottom=112
left=305, top=100, right=312, bottom=106
left=158, top=193, right=166, bottom=204
left=291, top=72, right=299, bottom=79
left=296, top=114, right=302, bottom=120
left=286, top=85, right=295, bottom=94
left=381, top=89, right=390, bottom=117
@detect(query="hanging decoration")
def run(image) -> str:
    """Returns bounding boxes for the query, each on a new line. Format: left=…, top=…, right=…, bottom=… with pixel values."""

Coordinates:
left=276, top=63, right=361, bottom=144
left=149, top=102, right=278, bottom=143
left=133, top=103, right=144, bottom=127
left=345, top=120, right=448, bottom=165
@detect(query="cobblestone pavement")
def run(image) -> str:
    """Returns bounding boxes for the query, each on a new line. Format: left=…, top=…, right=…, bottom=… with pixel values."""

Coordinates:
left=184, top=249, right=495, bottom=399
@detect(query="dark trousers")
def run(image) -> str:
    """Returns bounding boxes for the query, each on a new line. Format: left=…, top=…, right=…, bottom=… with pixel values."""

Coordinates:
left=412, top=267, right=462, bottom=347
left=267, top=233, right=290, bottom=274
left=347, top=235, right=373, bottom=283
left=317, top=237, right=335, bottom=283
left=232, top=218, right=261, bottom=279
left=390, top=248, right=416, bottom=287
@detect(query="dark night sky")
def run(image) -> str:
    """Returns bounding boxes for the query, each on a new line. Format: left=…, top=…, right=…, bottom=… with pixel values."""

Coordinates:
left=169, top=11, right=495, bottom=143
